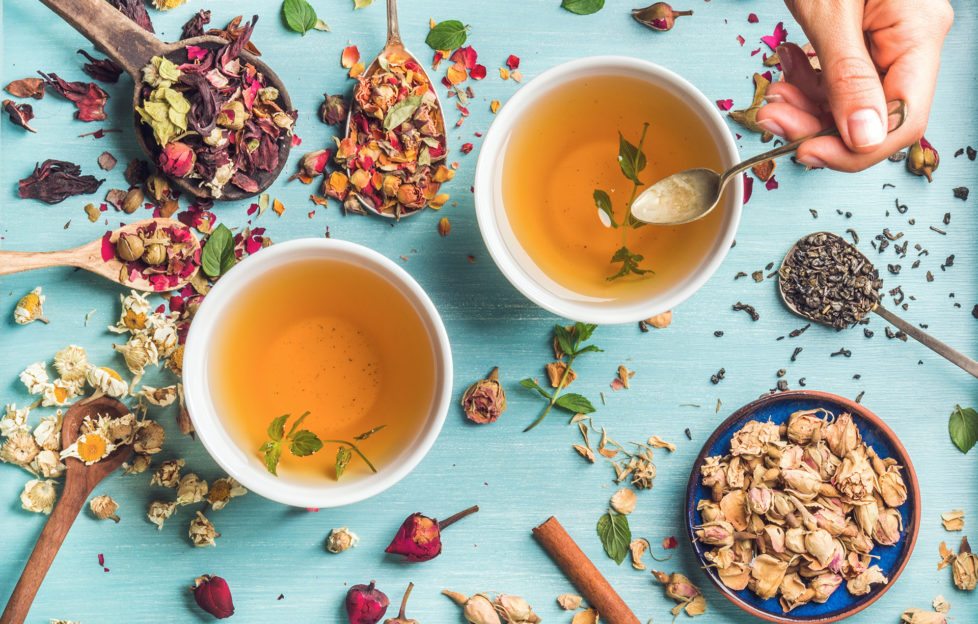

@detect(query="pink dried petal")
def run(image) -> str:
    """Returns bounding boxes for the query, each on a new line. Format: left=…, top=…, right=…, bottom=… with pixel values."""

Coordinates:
left=736, top=35, right=745, bottom=46
left=506, top=54, right=520, bottom=70
left=292, top=135, right=302, bottom=147
left=101, top=231, right=114, bottom=261
left=610, top=378, right=625, bottom=391
left=743, top=173, right=754, bottom=204
left=760, top=70, right=773, bottom=83
left=98, top=553, right=104, bottom=566
left=663, top=536, right=678, bottom=549
left=750, top=47, right=761, bottom=56
left=715, top=99, right=734, bottom=111
left=247, top=203, right=258, bottom=215
left=450, top=46, right=478, bottom=69
left=460, top=143, right=473, bottom=154
left=765, top=175, right=779, bottom=191
left=747, top=13, right=759, bottom=23
left=761, top=21, right=787, bottom=51
left=186, top=45, right=207, bottom=61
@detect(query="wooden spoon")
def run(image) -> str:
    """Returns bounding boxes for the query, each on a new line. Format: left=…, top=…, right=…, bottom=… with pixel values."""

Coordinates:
left=0, top=397, right=133, bottom=624
left=38, top=0, right=293, bottom=201
left=0, top=218, right=201, bottom=292
left=779, top=231, right=978, bottom=379
left=344, top=0, right=448, bottom=218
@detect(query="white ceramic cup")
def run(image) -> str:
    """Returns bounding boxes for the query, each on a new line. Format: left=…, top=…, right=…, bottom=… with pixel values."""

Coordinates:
left=182, top=239, right=453, bottom=508
left=473, top=56, right=742, bottom=324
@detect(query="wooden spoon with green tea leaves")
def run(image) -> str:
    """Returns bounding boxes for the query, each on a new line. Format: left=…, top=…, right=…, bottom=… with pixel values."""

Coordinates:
left=630, top=100, right=907, bottom=226
left=778, top=231, right=978, bottom=379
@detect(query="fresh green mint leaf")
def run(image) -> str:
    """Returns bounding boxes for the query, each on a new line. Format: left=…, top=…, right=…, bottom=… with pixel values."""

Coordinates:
left=287, top=411, right=311, bottom=438
left=593, top=189, right=617, bottom=228
left=383, top=95, right=422, bottom=132
left=289, top=430, right=324, bottom=457
left=267, top=414, right=289, bottom=442
left=335, top=446, right=353, bottom=478
left=596, top=511, right=631, bottom=564
left=574, top=344, right=603, bottom=355
left=554, top=324, right=576, bottom=358
left=608, top=245, right=651, bottom=281
left=425, top=20, right=469, bottom=51
left=282, top=0, right=319, bottom=35
left=520, top=378, right=553, bottom=400
left=949, top=404, right=978, bottom=453
left=561, top=0, right=605, bottom=15
left=354, top=425, right=386, bottom=441
left=574, top=323, right=598, bottom=344
left=201, top=223, right=235, bottom=277
left=617, top=132, right=646, bottom=185
left=554, top=393, right=595, bottom=414
left=260, top=441, right=283, bottom=476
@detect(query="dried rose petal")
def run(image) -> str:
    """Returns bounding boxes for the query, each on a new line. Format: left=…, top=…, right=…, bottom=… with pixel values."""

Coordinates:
left=506, top=54, right=520, bottom=70
left=715, top=99, right=733, bottom=111
left=742, top=173, right=753, bottom=204
left=181, top=9, right=211, bottom=38
left=761, top=21, right=787, bottom=51
left=39, top=72, right=109, bottom=121
left=3, top=99, right=36, bottom=132
left=109, top=0, right=155, bottom=32
left=469, top=64, right=487, bottom=80
left=747, top=13, right=759, bottom=23
left=341, top=45, right=360, bottom=69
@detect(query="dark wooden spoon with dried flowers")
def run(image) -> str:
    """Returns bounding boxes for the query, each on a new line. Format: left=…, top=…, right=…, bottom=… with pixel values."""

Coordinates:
left=342, top=0, right=449, bottom=218
left=0, top=218, right=201, bottom=292
left=779, top=231, right=978, bottom=378
left=0, top=397, right=132, bottom=624
left=38, top=0, right=294, bottom=201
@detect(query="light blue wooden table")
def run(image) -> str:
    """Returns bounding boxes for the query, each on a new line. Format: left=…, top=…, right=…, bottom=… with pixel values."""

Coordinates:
left=2, top=1, right=976, bottom=622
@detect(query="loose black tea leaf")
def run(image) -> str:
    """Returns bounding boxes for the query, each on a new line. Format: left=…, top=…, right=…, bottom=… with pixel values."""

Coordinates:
left=953, top=187, right=969, bottom=201
left=710, top=368, right=725, bottom=384
left=18, top=159, right=104, bottom=204
left=779, top=232, right=882, bottom=330
left=732, top=301, right=759, bottom=321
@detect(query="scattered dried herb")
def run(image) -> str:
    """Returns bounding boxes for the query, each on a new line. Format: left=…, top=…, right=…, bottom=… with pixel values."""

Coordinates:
left=318, top=92, right=348, bottom=125
left=632, top=3, right=693, bottom=31
left=181, top=9, right=211, bottom=38
left=77, top=50, right=123, bottom=83
left=3, top=99, right=36, bottom=132
left=4, top=77, right=45, bottom=99
left=597, top=510, right=631, bottom=564
left=109, top=0, right=155, bottom=32
left=39, top=72, right=109, bottom=121
left=953, top=187, right=969, bottom=201
left=108, top=221, right=200, bottom=290
left=561, top=0, right=605, bottom=15
left=949, top=405, right=978, bottom=454
left=907, top=137, right=938, bottom=181
left=732, top=301, right=759, bottom=321
left=521, top=323, right=600, bottom=431
left=729, top=73, right=774, bottom=142
left=19, top=159, right=104, bottom=204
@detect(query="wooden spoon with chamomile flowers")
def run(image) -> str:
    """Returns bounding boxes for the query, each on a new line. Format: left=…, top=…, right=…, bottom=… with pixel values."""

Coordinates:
left=0, top=397, right=132, bottom=624
left=0, top=218, right=201, bottom=292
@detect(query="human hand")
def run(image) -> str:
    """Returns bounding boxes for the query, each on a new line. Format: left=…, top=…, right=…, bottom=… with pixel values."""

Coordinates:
left=756, top=0, right=953, bottom=172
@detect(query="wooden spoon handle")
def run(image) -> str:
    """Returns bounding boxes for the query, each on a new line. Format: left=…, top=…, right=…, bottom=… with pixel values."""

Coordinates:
left=38, top=0, right=163, bottom=78
left=874, top=305, right=978, bottom=379
left=0, top=249, right=87, bottom=276
left=0, top=479, right=89, bottom=624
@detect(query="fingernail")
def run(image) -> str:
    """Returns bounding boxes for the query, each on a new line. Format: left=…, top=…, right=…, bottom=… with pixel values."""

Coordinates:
left=763, top=93, right=785, bottom=103
left=757, top=118, right=786, bottom=137
left=847, top=109, right=885, bottom=148
left=797, top=154, right=827, bottom=169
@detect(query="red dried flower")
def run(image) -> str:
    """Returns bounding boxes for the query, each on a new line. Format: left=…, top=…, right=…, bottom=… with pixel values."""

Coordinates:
left=385, top=506, right=479, bottom=562
left=346, top=581, right=389, bottom=624
left=3, top=99, right=36, bottom=132
left=19, top=159, right=104, bottom=204
left=742, top=173, right=754, bottom=205
left=39, top=72, right=109, bottom=122
left=158, top=142, right=197, bottom=178
left=460, top=143, right=474, bottom=154
left=469, top=64, right=487, bottom=80
left=77, top=50, right=123, bottom=83
left=192, top=575, right=234, bottom=619
left=506, top=54, right=520, bottom=70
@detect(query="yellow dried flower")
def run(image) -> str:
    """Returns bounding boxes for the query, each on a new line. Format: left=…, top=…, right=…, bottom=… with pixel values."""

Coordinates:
left=41, top=379, right=80, bottom=407
left=137, top=385, right=179, bottom=407
left=14, top=287, right=49, bottom=325
left=85, top=365, right=129, bottom=398
left=89, top=494, right=120, bottom=522
left=167, top=344, right=185, bottom=376
left=151, top=458, right=185, bottom=488
left=109, top=291, right=151, bottom=334
left=61, top=431, right=113, bottom=465
left=845, top=565, right=887, bottom=596
left=19, top=362, right=50, bottom=394
left=557, top=594, right=583, bottom=610
left=2, top=431, right=41, bottom=466
left=20, top=478, right=57, bottom=514
left=207, top=477, right=246, bottom=510
left=152, top=0, right=187, bottom=9
left=941, top=510, right=965, bottom=531
left=53, top=345, right=89, bottom=382
left=147, top=500, right=177, bottom=530
left=189, top=511, right=220, bottom=547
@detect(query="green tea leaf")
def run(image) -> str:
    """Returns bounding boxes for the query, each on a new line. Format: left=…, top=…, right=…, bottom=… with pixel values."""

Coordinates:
left=561, top=0, right=605, bottom=15
left=289, top=430, right=323, bottom=457
left=281, top=0, right=319, bottom=35
left=520, top=378, right=553, bottom=400
left=949, top=404, right=978, bottom=453
left=383, top=95, right=423, bottom=132
left=596, top=511, right=631, bottom=564
left=267, top=414, right=289, bottom=441
left=617, top=132, right=646, bottom=185
left=555, top=393, right=596, bottom=414
left=335, top=446, right=353, bottom=478
left=260, top=441, right=283, bottom=476
left=554, top=324, right=576, bottom=358
left=287, top=411, right=311, bottom=438
left=425, top=20, right=469, bottom=51
left=201, top=223, right=235, bottom=277
left=593, top=189, right=617, bottom=227
left=354, top=424, right=387, bottom=441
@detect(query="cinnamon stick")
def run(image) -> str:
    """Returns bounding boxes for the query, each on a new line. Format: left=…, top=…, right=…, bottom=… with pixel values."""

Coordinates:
left=532, top=516, right=640, bottom=624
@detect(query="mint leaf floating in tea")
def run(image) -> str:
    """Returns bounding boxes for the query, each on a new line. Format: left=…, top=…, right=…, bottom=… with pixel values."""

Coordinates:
left=522, top=323, right=600, bottom=432
left=281, top=0, right=319, bottom=35
left=597, top=510, right=631, bottom=565
left=425, top=20, right=470, bottom=51
left=385, top=505, right=479, bottom=562
left=608, top=246, right=650, bottom=280
left=201, top=223, right=235, bottom=278
left=561, top=0, right=606, bottom=16
left=259, top=413, right=385, bottom=479
left=632, top=3, right=693, bottom=32
left=949, top=405, right=978, bottom=453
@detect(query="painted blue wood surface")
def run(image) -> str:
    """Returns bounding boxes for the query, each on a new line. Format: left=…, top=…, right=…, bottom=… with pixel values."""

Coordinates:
left=2, top=1, right=976, bottom=623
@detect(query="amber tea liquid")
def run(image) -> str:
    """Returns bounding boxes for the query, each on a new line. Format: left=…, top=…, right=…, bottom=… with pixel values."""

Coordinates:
left=502, top=74, right=729, bottom=300
left=211, top=258, right=436, bottom=480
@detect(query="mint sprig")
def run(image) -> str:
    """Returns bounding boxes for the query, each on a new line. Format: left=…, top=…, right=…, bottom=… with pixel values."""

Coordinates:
left=521, top=323, right=600, bottom=432
left=259, top=412, right=385, bottom=479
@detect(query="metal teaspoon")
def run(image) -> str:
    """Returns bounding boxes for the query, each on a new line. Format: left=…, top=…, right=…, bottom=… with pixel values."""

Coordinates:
left=630, top=99, right=907, bottom=226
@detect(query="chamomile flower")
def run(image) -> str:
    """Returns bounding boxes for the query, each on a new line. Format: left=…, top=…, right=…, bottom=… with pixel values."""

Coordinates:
left=176, top=473, right=208, bottom=506
left=32, top=449, right=66, bottom=478
left=19, top=362, right=50, bottom=394
left=53, top=345, right=89, bottom=382
left=14, top=287, right=49, bottom=325
left=1, top=431, right=41, bottom=466
left=167, top=344, right=185, bottom=376
left=33, top=412, right=63, bottom=451
left=189, top=511, right=219, bottom=547
left=109, top=291, right=151, bottom=334
left=85, top=365, right=128, bottom=398
left=207, top=477, right=246, bottom=510
left=113, top=332, right=160, bottom=378
left=20, top=479, right=57, bottom=514
left=61, top=425, right=116, bottom=465
left=40, top=379, right=81, bottom=407
left=147, top=500, right=177, bottom=530
left=147, top=312, right=180, bottom=357
left=137, top=385, right=178, bottom=407
left=1, top=404, right=32, bottom=438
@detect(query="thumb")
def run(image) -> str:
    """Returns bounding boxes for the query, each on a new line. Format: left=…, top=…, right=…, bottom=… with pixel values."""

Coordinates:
left=810, top=7, right=888, bottom=151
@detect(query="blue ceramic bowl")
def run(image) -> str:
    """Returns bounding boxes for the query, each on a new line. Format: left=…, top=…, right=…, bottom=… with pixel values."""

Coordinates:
left=685, top=390, right=920, bottom=623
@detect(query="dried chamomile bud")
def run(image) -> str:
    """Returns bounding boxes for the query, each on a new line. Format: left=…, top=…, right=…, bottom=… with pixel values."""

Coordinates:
left=32, top=412, right=62, bottom=451
left=33, top=449, right=66, bottom=478
left=61, top=427, right=114, bottom=465
left=207, top=477, right=246, bottom=510
left=941, top=510, right=965, bottom=531
left=19, top=362, right=50, bottom=394
left=845, top=565, right=887, bottom=596
left=89, top=494, right=120, bottom=522
left=2, top=430, right=41, bottom=466
left=147, top=500, right=177, bottom=530
left=109, top=291, right=151, bottom=334
left=189, top=511, right=220, bottom=547
left=123, top=452, right=152, bottom=475
left=933, top=595, right=951, bottom=613
left=326, top=526, right=360, bottom=553
left=151, top=458, right=185, bottom=488
left=167, top=344, right=185, bottom=376
left=41, top=379, right=81, bottom=407
left=1, top=404, right=32, bottom=438
left=176, top=473, right=208, bottom=506
left=138, top=385, right=178, bottom=407
left=53, top=345, right=88, bottom=382
left=113, top=333, right=160, bottom=383
left=556, top=594, right=582, bottom=610
left=14, top=287, right=49, bottom=324
left=85, top=365, right=128, bottom=398
left=116, top=232, right=145, bottom=261
left=21, top=479, right=57, bottom=514
left=610, top=488, right=636, bottom=514
left=133, top=419, right=165, bottom=454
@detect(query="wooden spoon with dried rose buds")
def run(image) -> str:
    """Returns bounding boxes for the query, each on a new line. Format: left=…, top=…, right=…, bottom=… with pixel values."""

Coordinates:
left=0, top=397, right=132, bottom=624
left=0, top=218, right=201, bottom=292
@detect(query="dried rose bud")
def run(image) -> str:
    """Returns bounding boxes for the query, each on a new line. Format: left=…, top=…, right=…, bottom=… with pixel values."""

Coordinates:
left=814, top=507, right=848, bottom=537
left=809, top=572, right=842, bottom=603
left=786, top=409, right=823, bottom=444
left=326, top=526, right=360, bottom=553
left=632, top=2, right=693, bottom=31
left=782, top=467, right=822, bottom=498
left=116, top=232, right=145, bottom=262
left=216, top=100, right=247, bottom=131
left=346, top=581, right=390, bottom=624
left=320, top=93, right=349, bottom=126
left=192, top=574, right=234, bottom=619
left=462, top=594, right=500, bottom=624
left=907, top=137, right=938, bottom=182
left=142, top=243, right=167, bottom=266
left=494, top=594, right=540, bottom=623
left=878, top=466, right=908, bottom=507
left=89, top=494, right=120, bottom=522
left=805, top=528, right=836, bottom=566
left=746, top=486, right=772, bottom=515
left=385, top=505, right=479, bottom=562
left=873, top=508, right=903, bottom=546
left=383, top=583, right=418, bottom=624
left=695, top=520, right=734, bottom=547
left=901, top=608, right=947, bottom=624
left=460, top=367, right=506, bottom=424
left=158, top=141, right=196, bottom=178
left=289, top=149, right=331, bottom=181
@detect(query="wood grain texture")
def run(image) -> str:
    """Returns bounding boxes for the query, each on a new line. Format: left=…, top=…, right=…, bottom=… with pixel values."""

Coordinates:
left=2, top=1, right=977, bottom=623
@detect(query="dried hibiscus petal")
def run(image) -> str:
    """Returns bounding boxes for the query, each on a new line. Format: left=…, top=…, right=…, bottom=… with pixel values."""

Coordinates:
left=761, top=21, right=787, bottom=51
left=77, top=50, right=123, bottom=83
left=19, top=159, right=105, bottom=204
left=39, top=72, right=109, bottom=122
left=181, top=9, right=211, bottom=39
left=5, top=78, right=45, bottom=99
left=207, top=15, right=262, bottom=56
left=109, top=0, right=155, bottom=33
left=506, top=54, right=520, bottom=70
left=3, top=99, right=36, bottom=132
